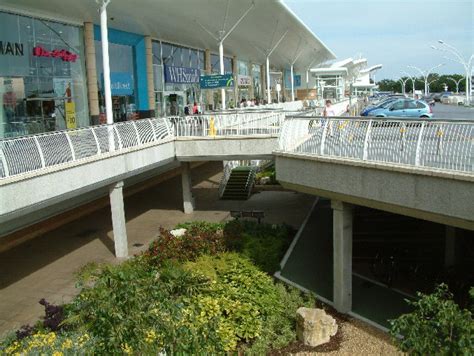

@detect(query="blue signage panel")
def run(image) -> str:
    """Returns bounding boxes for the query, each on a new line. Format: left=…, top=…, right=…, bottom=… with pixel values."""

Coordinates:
left=284, top=70, right=301, bottom=88
left=294, top=74, right=301, bottom=87
left=164, top=65, right=200, bottom=84
left=102, top=72, right=134, bottom=96
left=200, top=74, right=234, bottom=89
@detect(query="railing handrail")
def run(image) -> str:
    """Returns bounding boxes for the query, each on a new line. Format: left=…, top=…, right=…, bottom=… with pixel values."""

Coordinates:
left=1, top=112, right=472, bottom=180
left=283, top=115, right=474, bottom=124
left=278, top=117, right=473, bottom=174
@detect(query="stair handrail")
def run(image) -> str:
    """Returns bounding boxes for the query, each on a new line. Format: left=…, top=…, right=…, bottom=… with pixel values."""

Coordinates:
left=244, top=166, right=257, bottom=199
left=218, top=160, right=239, bottom=198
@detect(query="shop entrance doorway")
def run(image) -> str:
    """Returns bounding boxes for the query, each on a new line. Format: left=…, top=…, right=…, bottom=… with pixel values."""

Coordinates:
left=111, top=95, right=136, bottom=122
left=164, top=92, right=184, bottom=116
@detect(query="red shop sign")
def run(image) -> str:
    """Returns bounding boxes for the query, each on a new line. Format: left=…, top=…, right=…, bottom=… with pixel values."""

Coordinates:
left=32, top=46, right=78, bottom=62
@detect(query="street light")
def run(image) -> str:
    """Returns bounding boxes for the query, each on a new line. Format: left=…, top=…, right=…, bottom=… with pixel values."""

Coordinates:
left=432, top=40, right=474, bottom=105
left=446, top=76, right=464, bottom=94
left=407, top=63, right=444, bottom=95
left=400, top=71, right=417, bottom=98
left=399, top=77, right=410, bottom=95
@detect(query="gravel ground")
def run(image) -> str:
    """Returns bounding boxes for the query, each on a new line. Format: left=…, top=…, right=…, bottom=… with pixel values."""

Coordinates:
left=322, top=318, right=401, bottom=356
left=290, top=317, right=402, bottom=356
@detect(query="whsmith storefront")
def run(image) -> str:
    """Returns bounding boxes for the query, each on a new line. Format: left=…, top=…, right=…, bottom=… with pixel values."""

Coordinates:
left=0, top=10, right=89, bottom=138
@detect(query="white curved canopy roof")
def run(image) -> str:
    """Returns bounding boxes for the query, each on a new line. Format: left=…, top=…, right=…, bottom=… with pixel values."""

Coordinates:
left=1, top=0, right=336, bottom=70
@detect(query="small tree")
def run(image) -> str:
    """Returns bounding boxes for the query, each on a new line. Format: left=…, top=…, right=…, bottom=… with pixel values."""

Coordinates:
left=390, top=284, right=474, bottom=355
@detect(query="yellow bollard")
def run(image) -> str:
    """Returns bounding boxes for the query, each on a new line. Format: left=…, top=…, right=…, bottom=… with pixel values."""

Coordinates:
left=209, top=116, right=216, bottom=136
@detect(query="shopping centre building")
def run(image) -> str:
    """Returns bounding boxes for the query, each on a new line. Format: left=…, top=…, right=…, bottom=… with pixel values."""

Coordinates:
left=0, top=0, right=336, bottom=139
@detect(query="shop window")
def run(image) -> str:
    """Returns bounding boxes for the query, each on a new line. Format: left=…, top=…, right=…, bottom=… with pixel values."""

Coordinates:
left=0, top=11, right=89, bottom=138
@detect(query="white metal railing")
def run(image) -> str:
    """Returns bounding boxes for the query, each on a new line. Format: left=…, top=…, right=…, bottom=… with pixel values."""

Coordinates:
left=0, top=111, right=285, bottom=180
left=173, top=111, right=284, bottom=137
left=0, top=118, right=172, bottom=179
left=278, top=117, right=473, bottom=173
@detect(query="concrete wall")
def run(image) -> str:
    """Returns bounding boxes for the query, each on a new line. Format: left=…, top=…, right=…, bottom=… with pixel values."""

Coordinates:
left=175, top=136, right=278, bottom=161
left=275, top=152, right=474, bottom=230
left=0, top=140, right=176, bottom=227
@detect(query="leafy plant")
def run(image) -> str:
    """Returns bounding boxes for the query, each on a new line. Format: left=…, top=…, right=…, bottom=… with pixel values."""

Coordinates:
left=144, top=226, right=226, bottom=266
left=390, top=284, right=474, bottom=355
left=1, top=331, right=95, bottom=355
left=223, top=220, right=294, bottom=273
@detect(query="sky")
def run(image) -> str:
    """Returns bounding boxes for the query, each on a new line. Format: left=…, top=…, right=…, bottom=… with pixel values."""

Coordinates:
left=285, top=0, right=473, bottom=80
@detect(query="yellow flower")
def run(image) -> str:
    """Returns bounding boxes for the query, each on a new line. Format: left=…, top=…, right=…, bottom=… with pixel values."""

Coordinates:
left=121, top=343, right=133, bottom=354
left=145, top=329, right=157, bottom=344
left=62, top=338, right=73, bottom=349
left=52, top=351, right=64, bottom=356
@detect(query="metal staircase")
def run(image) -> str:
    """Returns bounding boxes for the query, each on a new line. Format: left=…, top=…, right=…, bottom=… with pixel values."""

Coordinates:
left=220, top=166, right=256, bottom=200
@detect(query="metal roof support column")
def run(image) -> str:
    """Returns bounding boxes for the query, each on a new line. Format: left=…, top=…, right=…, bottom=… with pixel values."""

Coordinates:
left=290, top=64, right=294, bottom=101
left=266, top=56, right=271, bottom=104
left=98, top=0, right=112, bottom=126
left=197, top=1, right=254, bottom=111
left=219, top=41, right=225, bottom=109
left=266, top=30, right=289, bottom=104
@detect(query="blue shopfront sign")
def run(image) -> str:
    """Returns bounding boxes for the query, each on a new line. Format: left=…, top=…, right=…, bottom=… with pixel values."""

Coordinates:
left=164, top=65, right=200, bottom=84
left=200, top=74, right=234, bottom=89
left=294, top=75, right=301, bottom=87
left=102, top=72, right=134, bottom=95
left=284, top=70, right=301, bottom=88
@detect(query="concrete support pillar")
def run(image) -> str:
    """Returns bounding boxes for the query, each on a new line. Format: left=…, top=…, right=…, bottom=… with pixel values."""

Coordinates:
left=445, top=226, right=456, bottom=267
left=331, top=200, right=353, bottom=313
left=84, top=22, right=100, bottom=124
left=233, top=55, right=238, bottom=106
left=205, top=49, right=213, bottom=109
left=181, top=162, right=195, bottom=214
left=109, top=181, right=128, bottom=258
left=145, top=36, right=155, bottom=116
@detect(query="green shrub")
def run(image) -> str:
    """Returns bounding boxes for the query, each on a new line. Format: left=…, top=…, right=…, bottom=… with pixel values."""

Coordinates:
left=223, top=220, right=294, bottom=273
left=66, top=258, right=222, bottom=355
left=144, top=226, right=226, bottom=266
left=389, top=284, right=474, bottom=355
left=1, top=330, right=95, bottom=355
left=184, top=253, right=314, bottom=353
left=175, top=221, right=224, bottom=234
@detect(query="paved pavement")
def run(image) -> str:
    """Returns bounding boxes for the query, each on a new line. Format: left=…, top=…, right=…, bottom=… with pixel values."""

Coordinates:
left=0, top=162, right=315, bottom=336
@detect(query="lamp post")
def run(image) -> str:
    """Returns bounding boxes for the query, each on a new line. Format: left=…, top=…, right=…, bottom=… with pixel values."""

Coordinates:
left=407, top=64, right=444, bottom=95
left=401, top=71, right=416, bottom=98
left=399, top=77, right=410, bottom=95
left=446, top=76, right=464, bottom=94
left=432, top=40, right=473, bottom=106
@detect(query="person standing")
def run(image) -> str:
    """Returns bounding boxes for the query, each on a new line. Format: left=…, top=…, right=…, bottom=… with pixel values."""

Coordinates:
left=323, top=99, right=335, bottom=136
left=323, top=99, right=336, bottom=117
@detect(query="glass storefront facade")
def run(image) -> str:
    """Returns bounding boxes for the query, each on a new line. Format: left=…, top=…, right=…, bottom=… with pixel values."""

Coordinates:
left=0, top=11, right=88, bottom=138
left=153, top=41, right=205, bottom=116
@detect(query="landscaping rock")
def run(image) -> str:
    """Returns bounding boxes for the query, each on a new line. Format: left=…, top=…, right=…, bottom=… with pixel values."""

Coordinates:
left=170, top=228, right=187, bottom=237
left=296, top=307, right=338, bottom=347
left=260, top=176, right=271, bottom=185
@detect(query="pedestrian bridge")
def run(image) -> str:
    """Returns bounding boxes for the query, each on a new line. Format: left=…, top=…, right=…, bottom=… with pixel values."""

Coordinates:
left=0, top=107, right=472, bottom=254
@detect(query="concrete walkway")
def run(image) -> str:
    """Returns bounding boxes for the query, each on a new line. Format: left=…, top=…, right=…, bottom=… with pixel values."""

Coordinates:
left=0, top=162, right=314, bottom=336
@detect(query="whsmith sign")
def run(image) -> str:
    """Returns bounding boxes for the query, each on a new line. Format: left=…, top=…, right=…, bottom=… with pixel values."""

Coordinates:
left=200, top=74, right=234, bottom=89
left=164, top=65, right=200, bottom=84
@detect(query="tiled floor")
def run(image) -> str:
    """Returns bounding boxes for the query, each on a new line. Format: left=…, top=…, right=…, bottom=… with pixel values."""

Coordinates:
left=0, top=162, right=315, bottom=336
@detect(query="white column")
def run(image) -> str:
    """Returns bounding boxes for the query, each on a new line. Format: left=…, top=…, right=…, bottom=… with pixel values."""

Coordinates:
left=109, top=181, right=128, bottom=258
left=181, top=162, right=195, bottom=214
left=100, top=1, right=113, bottom=125
left=219, top=41, right=226, bottom=110
left=290, top=64, right=295, bottom=101
left=332, top=200, right=353, bottom=313
left=266, top=56, right=271, bottom=104
left=445, top=226, right=456, bottom=267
